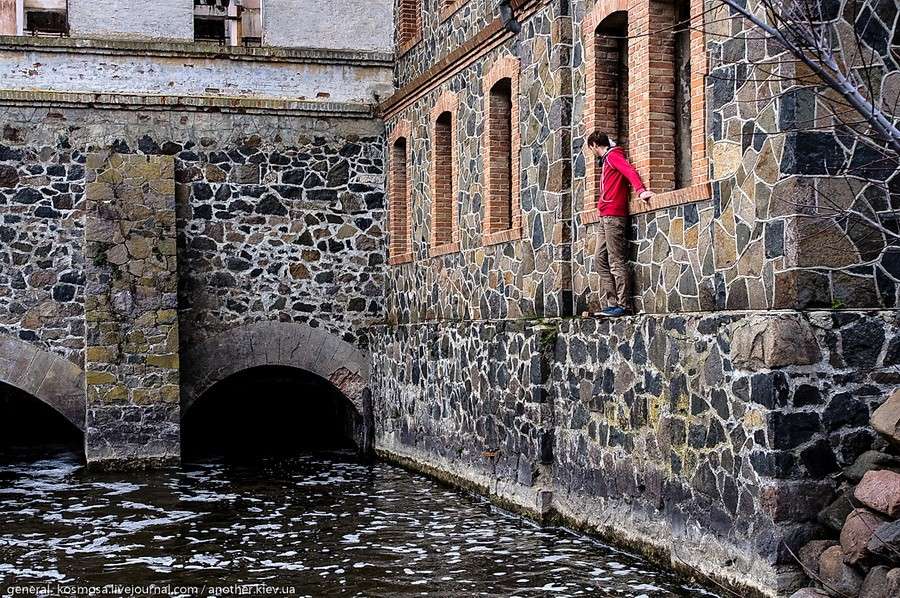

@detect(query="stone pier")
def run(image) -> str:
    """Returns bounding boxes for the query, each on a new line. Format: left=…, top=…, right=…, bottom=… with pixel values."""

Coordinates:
left=83, top=153, right=180, bottom=465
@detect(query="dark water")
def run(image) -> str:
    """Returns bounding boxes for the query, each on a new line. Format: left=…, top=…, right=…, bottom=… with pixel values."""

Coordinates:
left=0, top=450, right=719, bottom=597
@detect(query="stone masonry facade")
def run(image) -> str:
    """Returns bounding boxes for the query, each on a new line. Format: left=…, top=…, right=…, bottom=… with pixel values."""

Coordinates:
left=373, top=0, right=900, bottom=596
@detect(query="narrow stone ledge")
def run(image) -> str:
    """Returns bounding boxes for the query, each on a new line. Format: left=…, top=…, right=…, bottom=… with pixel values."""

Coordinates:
left=0, top=89, right=376, bottom=117
left=0, top=34, right=394, bottom=66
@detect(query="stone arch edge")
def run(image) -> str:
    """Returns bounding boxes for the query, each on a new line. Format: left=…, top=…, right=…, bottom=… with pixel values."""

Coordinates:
left=0, top=334, right=86, bottom=432
left=180, top=321, right=370, bottom=416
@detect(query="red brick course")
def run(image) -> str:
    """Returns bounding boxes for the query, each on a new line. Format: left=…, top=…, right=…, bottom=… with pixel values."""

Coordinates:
left=397, top=0, right=423, bottom=56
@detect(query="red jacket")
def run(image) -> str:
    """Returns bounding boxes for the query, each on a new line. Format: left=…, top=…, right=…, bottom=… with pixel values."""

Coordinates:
left=596, top=146, right=647, bottom=217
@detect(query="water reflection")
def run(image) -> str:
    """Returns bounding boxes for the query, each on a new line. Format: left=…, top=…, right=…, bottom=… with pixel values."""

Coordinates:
left=0, top=451, right=718, bottom=597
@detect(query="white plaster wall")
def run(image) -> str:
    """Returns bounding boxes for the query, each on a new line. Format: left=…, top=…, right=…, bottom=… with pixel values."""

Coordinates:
left=263, top=0, right=394, bottom=52
left=0, top=49, right=393, bottom=104
left=68, top=0, right=194, bottom=41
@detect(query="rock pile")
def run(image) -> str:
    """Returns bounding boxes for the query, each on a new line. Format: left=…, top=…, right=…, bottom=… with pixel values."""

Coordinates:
left=791, top=389, right=900, bottom=598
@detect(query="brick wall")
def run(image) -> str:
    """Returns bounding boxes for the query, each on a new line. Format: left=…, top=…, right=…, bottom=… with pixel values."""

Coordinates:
left=582, top=0, right=710, bottom=220
left=397, top=0, right=422, bottom=55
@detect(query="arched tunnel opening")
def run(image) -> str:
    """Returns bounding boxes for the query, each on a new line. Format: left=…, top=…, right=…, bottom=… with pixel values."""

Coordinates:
left=0, top=382, right=84, bottom=462
left=182, top=366, right=361, bottom=462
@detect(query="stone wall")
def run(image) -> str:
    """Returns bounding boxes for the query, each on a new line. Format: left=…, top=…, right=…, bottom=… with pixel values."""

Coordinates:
left=384, top=1, right=572, bottom=323
left=83, top=153, right=180, bottom=464
left=0, top=102, right=386, bottom=364
left=264, top=0, right=395, bottom=52
left=383, top=0, right=899, bottom=322
left=68, top=0, right=194, bottom=41
left=371, top=310, right=900, bottom=596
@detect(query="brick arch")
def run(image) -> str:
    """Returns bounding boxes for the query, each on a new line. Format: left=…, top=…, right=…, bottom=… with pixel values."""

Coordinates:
left=0, top=334, right=85, bottom=431
left=180, top=322, right=370, bottom=416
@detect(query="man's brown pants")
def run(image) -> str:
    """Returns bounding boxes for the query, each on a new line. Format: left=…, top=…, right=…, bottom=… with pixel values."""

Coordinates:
left=593, top=216, right=629, bottom=309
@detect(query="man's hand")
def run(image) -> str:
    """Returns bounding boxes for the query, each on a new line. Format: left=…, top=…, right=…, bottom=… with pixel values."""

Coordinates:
left=639, top=190, right=654, bottom=203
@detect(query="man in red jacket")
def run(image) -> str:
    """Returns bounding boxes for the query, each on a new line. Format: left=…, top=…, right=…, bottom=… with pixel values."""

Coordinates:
left=587, top=131, right=654, bottom=317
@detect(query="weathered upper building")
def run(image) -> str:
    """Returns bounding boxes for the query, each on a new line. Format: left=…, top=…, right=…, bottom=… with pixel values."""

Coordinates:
left=0, top=0, right=393, bottom=461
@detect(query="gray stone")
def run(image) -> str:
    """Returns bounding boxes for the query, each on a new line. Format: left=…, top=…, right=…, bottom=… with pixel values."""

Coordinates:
left=730, top=315, right=821, bottom=369
left=844, top=451, right=900, bottom=484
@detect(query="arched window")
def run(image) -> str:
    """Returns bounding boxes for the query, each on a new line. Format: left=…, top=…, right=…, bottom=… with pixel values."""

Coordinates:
left=388, top=121, right=413, bottom=265
left=483, top=56, right=521, bottom=246
left=430, top=91, right=459, bottom=255
left=581, top=0, right=709, bottom=219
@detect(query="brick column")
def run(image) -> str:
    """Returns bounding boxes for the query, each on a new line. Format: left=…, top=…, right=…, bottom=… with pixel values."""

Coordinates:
left=83, top=153, right=180, bottom=466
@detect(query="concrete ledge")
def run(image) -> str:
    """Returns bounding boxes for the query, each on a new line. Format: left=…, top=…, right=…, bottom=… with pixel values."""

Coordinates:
left=0, top=35, right=394, bottom=66
left=0, top=89, right=376, bottom=117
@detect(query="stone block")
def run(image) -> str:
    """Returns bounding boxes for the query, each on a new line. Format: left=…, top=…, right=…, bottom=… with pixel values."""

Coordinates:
left=731, top=314, right=821, bottom=369
left=840, top=507, right=888, bottom=565
left=788, top=589, right=829, bottom=598
left=798, top=539, right=835, bottom=577
left=867, top=519, right=900, bottom=561
left=818, top=545, right=864, bottom=597
left=860, top=566, right=892, bottom=598
left=844, top=451, right=900, bottom=484
left=854, top=470, right=900, bottom=517
left=872, top=389, right=900, bottom=447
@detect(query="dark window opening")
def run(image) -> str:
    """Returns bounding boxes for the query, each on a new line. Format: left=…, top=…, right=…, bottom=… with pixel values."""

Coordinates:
left=194, top=16, right=226, bottom=43
left=488, top=78, right=513, bottom=232
left=674, top=0, right=693, bottom=188
left=182, top=366, right=359, bottom=462
left=24, top=0, right=68, bottom=37
left=594, top=12, right=629, bottom=147
left=0, top=382, right=83, bottom=462
left=433, top=111, right=454, bottom=246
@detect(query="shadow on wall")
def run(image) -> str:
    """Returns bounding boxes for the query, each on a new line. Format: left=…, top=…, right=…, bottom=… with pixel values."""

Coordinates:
left=181, top=365, right=360, bottom=462
left=0, top=382, right=84, bottom=462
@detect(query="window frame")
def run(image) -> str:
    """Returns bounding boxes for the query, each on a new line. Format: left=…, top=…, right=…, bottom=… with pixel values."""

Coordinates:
left=482, top=55, right=522, bottom=247
left=581, top=0, right=710, bottom=222
left=388, top=120, right=414, bottom=266
left=429, top=90, right=460, bottom=256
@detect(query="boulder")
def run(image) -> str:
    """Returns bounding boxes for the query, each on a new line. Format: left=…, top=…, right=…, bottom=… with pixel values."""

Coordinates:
left=798, top=540, right=836, bottom=577
left=845, top=450, right=900, bottom=484
left=867, top=519, right=900, bottom=560
left=872, top=388, right=900, bottom=447
left=861, top=566, right=892, bottom=598
left=840, top=508, right=888, bottom=564
left=731, top=314, right=821, bottom=369
left=789, top=589, right=829, bottom=598
left=819, top=490, right=859, bottom=533
left=854, top=470, right=900, bottom=517
left=889, top=569, right=900, bottom=596
left=819, top=545, right=864, bottom=596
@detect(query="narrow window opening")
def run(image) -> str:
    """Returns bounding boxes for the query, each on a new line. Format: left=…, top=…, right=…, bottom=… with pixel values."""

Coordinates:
left=23, top=0, right=68, bottom=36
left=390, top=137, right=410, bottom=259
left=195, top=0, right=261, bottom=46
left=488, top=78, right=513, bottom=233
left=397, top=0, right=421, bottom=49
left=593, top=12, right=629, bottom=195
left=673, top=0, right=692, bottom=188
left=433, top=111, right=454, bottom=246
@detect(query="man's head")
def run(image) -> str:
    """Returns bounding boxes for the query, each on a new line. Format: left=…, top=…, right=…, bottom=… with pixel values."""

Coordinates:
left=587, top=131, right=611, bottom=157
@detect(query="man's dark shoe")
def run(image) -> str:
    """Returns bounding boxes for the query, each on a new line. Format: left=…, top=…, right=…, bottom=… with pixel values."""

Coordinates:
left=598, top=306, right=626, bottom=318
